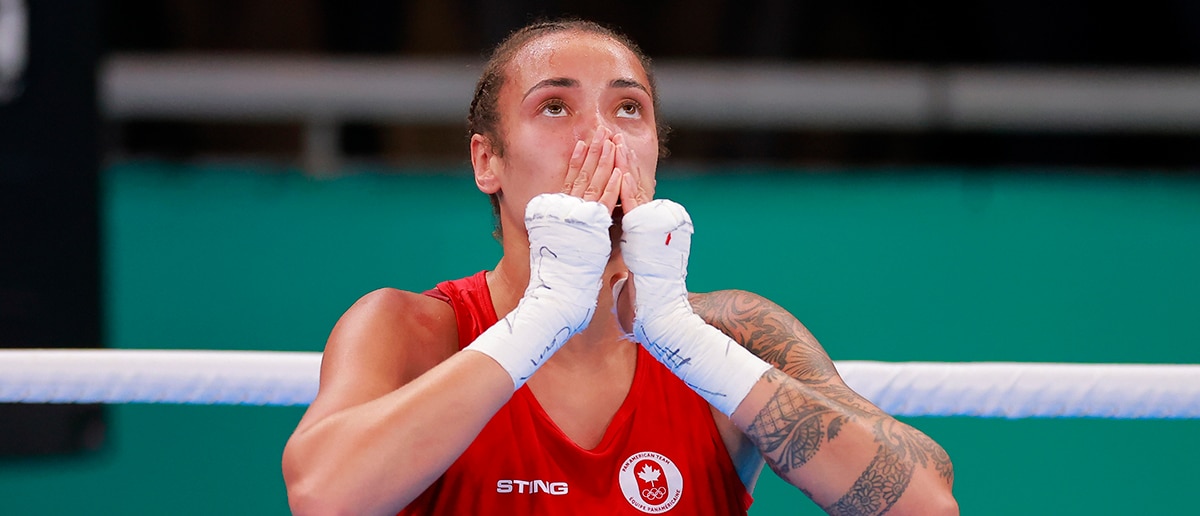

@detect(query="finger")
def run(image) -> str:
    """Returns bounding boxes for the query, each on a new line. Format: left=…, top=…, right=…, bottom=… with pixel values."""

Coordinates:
left=582, top=139, right=616, bottom=202
left=610, top=271, right=635, bottom=334
left=627, top=146, right=651, bottom=200
left=619, top=171, right=645, bottom=212
left=611, top=135, right=628, bottom=208
left=561, top=140, right=587, bottom=193
left=613, top=139, right=629, bottom=187
left=612, top=132, right=626, bottom=157
left=598, top=166, right=622, bottom=212
left=571, top=128, right=608, bottom=197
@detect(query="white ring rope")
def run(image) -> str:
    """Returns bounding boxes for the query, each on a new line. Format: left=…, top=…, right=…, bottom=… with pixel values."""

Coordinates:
left=1, top=349, right=1198, bottom=419
left=0, top=350, right=320, bottom=407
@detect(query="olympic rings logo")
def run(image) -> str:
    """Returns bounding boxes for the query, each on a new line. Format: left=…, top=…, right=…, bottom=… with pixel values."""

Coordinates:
left=641, top=487, right=668, bottom=501
left=620, top=452, right=682, bottom=512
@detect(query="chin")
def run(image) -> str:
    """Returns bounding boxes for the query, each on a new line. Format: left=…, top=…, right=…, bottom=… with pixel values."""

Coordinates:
left=609, top=206, right=625, bottom=240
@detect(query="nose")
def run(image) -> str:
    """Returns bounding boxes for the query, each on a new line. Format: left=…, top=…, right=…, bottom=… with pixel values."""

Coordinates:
left=576, top=109, right=618, bottom=142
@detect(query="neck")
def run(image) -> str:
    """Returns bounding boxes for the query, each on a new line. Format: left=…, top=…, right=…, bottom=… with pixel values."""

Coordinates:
left=487, top=228, right=532, bottom=318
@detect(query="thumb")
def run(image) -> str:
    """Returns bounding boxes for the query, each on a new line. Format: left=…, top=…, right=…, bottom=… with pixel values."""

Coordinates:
left=610, top=272, right=635, bottom=334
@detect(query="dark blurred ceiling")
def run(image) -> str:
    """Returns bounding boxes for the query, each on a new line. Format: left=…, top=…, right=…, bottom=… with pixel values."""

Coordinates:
left=104, top=0, right=1200, bottom=171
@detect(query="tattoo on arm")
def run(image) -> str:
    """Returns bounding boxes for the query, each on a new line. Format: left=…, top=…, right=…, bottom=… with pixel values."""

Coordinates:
left=691, top=290, right=874, bottom=414
left=744, top=369, right=828, bottom=475
left=747, top=371, right=922, bottom=515
left=874, top=418, right=956, bottom=486
left=690, top=290, right=842, bottom=384
left=823, top=445, right=914, bottom=516
left=694, top=289, right=955, bottom=510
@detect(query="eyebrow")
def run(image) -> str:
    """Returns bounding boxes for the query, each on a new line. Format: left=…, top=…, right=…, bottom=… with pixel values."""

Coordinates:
left=609, top=78, right=649, bottom=95
left=522, top=77, right=650, bottom=101
left=523, top=78, right=579, bottom=101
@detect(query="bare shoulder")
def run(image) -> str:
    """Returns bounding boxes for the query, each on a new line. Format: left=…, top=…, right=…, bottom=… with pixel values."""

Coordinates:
left=326, top=287, right=459, bottom=384
left=688, top=289, right=840, bottom=385
left=296, top=287, right=458, bottom=431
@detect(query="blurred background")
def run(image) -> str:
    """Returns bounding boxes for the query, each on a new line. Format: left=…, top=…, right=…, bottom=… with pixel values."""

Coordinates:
left=1, top=1, right=1198, bottom=514
left=105, top=0, right=1200, bottom=169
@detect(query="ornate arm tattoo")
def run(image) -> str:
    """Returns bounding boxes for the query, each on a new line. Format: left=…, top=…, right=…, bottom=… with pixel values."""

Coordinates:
left=691, top=290, right=954, bottom=515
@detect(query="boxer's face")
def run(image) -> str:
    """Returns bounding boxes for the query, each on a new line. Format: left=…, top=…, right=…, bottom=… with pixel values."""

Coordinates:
left=472, top=30, right=659, bottom=240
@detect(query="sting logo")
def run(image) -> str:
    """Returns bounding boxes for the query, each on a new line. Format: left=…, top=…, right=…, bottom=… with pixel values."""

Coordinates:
left=495, top=479, right=569, bottom=495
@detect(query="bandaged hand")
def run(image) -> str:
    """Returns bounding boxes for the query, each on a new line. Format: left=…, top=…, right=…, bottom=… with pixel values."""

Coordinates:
left=465, top=193, right=612, bottom=390
left=621, top=200, right=772, bottom=416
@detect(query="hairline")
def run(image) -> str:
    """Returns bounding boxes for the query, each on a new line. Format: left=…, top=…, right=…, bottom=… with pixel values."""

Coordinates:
left=489, top=29, right=656, bottom=156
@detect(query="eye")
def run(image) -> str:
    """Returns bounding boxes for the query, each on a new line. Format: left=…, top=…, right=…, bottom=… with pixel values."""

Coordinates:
left=540, top=100, right=568, bottom=117
left=616, top=101, right=642, bottom=119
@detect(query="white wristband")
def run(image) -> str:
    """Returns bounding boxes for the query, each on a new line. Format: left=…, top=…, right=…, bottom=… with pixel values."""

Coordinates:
left=465, top=194, right=612, bottom=390
left=622, top=200, right=772, bottom=416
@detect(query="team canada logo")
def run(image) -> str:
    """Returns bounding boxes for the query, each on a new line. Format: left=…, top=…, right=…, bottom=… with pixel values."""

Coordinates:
left=618, top=451, right=683, bottom=513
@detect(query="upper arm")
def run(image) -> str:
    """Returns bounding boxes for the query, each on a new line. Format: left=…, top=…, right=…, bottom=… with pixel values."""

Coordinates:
left=690, top=289, right=897, bottom=423
left=692, top=290, right=957, bottom=513
left=293, top=288, right=458, bottom=437
left=689, top=289, right=880, bottom=482
left=690, top=289, right=847, bottom=393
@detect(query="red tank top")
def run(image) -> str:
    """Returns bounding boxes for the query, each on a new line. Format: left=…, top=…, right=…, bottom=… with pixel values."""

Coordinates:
left=400, top=270, right=753, bottom=515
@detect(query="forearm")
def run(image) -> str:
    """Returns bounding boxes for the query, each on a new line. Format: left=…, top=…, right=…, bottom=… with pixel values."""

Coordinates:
left=284, top=351, right=512, bottom=515
left=732, top=370, right=958, bottom=516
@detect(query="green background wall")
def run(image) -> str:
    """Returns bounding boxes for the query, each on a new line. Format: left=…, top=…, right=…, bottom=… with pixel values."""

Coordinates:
left=1, top=162, right=1197, bottom=514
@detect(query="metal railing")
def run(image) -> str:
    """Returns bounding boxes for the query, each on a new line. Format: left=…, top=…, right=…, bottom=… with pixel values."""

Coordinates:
left=101, top=55, right=1200, bottom=170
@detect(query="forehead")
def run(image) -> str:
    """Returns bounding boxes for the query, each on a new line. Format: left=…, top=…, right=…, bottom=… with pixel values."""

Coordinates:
left=505, top=31, right=650, bottom=91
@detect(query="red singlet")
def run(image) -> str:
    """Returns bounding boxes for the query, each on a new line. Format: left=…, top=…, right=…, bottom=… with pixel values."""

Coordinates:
left=399, top=270, right=753, bottom=515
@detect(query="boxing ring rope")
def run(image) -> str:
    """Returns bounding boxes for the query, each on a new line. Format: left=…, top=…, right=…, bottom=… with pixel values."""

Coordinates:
left=1, top=349, right=1198, bottom=419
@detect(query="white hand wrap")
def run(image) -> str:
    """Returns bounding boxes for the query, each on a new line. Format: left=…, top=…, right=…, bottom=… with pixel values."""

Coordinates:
left=622, top=199, right=772, bottom=416
left=465, top=193, right=612, bottom=390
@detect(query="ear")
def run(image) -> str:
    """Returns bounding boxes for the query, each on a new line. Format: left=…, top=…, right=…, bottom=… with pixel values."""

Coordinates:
left=471, top=133, right=501, bottom=194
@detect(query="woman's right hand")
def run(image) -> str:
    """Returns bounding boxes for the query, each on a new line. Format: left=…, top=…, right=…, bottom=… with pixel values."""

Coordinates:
left=562, top=127, right=623, bottom=214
